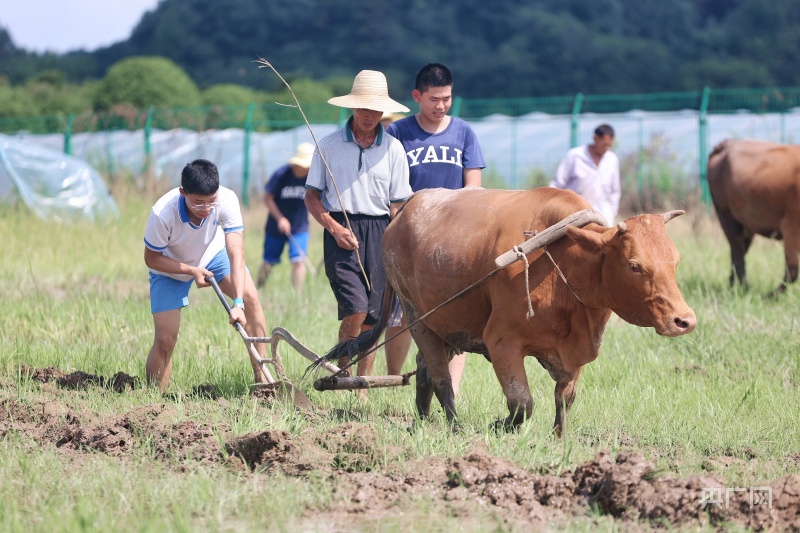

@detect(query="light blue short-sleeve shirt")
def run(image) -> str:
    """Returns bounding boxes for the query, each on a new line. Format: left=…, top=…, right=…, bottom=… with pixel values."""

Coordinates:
left=305, top=117, right=412, bottom=216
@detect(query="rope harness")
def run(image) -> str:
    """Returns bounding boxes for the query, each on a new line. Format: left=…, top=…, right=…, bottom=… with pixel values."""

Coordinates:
left=543, top=246, right=585, bottom=305
left=513, top=245, right=535, bottom=319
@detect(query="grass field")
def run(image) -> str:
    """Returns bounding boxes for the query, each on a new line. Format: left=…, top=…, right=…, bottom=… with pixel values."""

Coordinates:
left=1, top=195, right=799, bottom=531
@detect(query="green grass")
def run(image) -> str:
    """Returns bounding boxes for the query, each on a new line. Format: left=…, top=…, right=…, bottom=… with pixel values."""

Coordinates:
left=2, top=198, right=799, bottom=531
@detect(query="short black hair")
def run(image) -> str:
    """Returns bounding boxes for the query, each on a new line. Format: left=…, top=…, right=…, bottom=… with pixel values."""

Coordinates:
left=415, top=63, right=453, bottom=93
left=181, top=159, right=219, bottom=195
left=594, top=124, right=615, bottom=138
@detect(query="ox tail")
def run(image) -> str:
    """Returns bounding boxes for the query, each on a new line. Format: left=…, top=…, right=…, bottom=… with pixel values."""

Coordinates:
left=304, top=281, right=395, bottom=377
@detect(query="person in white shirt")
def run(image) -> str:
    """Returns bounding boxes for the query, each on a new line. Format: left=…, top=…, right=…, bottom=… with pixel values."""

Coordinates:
left=143, top=159, right=270, bottom=390
left=550, top=124, right=621, bottom=226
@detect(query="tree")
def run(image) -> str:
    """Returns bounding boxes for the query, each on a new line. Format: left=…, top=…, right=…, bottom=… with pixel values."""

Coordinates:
left=0, top=80, right=39, bottom=118
left=93, top=56, right=202, bottom=111
left=7, top=0, right=800, bottom=103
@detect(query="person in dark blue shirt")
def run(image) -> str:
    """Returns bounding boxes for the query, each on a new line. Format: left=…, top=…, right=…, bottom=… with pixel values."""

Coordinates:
left=384, top=63, right=486, bottom=394
left=257, top=143, right=315, bottom=293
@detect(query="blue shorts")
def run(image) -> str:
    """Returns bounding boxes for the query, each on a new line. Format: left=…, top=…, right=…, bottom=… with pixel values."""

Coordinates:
left=262, top=231, right=309, bottom=265
left=149, top=248, right=230, bottom=314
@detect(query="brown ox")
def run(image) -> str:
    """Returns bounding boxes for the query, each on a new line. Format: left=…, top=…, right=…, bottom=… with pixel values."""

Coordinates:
left=708, top=139, right=800, bottom=293
left=318, top=187, right=696, bottom=435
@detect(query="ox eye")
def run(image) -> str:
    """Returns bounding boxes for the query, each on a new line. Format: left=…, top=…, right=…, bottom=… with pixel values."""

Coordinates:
left=629, top=262, right=641, bottom=273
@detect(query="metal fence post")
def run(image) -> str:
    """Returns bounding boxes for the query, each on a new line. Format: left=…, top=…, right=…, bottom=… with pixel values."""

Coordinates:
left=242, top=103, right=256, bottom=206
left=451, top=96, right=462, bottom=118
left=143, top=106, right=154, bottom=173
left=64, top=113, right=74, bottom=155
left=511, top=116, right=518, bottom=189
left=338, top=107, right=349, bottom=127
left=570, top=93, right=584, bottom=148
left=698, top=86, right=711, bottom=204
left=637, top=116, right=644, bottom=196
left=781, top=111, right=786, bottom=144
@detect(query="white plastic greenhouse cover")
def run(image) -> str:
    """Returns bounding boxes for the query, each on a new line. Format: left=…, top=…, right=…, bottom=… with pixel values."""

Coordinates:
left=13, top=108, right=800, bottom=200
left=0, top=133, right=119, bottom=222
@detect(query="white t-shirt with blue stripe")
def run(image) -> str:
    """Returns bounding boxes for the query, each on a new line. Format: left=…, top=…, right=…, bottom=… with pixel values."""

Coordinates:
left=144, top=186, right=243, bottom=281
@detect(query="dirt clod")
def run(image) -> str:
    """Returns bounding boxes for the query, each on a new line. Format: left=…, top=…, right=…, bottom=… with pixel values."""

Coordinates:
left=21, top=365, right=138, bottom=393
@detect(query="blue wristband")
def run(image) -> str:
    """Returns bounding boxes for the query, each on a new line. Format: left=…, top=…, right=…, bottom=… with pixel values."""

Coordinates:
left=233, top=297, right=244, bottom=309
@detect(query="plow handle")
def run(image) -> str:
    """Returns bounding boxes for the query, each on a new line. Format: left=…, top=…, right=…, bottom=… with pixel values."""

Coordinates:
left=206, top=276, right=248, bottom=339
left=204, top=277, right=316, bottom=409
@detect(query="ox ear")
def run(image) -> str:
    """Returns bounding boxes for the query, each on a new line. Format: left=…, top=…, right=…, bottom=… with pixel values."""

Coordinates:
left=565, top=224, right=605, bottom=252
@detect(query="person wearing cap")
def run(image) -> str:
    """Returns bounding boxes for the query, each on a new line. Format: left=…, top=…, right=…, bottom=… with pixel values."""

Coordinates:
left=380, top=112, right=405, bottom=130
left=383, top=63, right=486, bottom=395
left=257, top=142, right=315, bottom=293
left=550, top=123, right=621, bottom=226
left=304, top=70, right=412, bottom=384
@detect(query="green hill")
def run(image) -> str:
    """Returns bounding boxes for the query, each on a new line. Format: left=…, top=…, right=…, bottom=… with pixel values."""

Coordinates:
left=1, top=0, right=798, bottom=98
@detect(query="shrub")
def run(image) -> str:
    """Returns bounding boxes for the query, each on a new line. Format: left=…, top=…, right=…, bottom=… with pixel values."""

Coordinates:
left=619, top=132, right=701, bottom=216
left=0, top=81, right=39, bottom=117
left=93, top=56, right=202, bottom=111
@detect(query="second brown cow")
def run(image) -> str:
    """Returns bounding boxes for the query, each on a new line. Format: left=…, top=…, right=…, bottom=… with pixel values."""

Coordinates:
left=708, top=138, right=800, bottom=293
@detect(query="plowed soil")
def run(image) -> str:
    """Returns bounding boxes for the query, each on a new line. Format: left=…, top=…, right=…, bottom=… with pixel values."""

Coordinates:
left=3, top=366, right=798, bottom=530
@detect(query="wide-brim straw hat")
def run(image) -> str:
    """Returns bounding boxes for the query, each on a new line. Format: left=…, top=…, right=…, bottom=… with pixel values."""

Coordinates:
left=288, top=142, right=315, bottom=169
left=328, top=70, right=410, bottom=114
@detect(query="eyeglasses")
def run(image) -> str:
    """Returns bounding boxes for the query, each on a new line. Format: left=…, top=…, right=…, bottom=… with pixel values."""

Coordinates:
left=187, top=200, right=219, bottom=210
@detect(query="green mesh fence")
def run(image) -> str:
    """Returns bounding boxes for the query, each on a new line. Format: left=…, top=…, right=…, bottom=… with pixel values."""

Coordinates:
left=1, top=87, right=797, bottom=136
left=2, top=86, right=800, bottom=207
left=582, top=91, right=704, bottom=113
left=4, top=87, right=800, bottom=136
left=459, top=96, right=576, bottom=118
left=708, top=87, right=800, bottom=114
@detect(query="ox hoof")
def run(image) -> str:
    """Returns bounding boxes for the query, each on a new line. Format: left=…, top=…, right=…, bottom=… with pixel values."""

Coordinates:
left=491, top=417, right=522, bottom=434
left=407, top=418, right=426, bottom=435
left=766, top=284, right=790, bottom=299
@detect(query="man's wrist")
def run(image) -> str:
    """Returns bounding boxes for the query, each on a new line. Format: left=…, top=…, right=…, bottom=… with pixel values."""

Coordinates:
left=233, top=297, right=245, bottom=309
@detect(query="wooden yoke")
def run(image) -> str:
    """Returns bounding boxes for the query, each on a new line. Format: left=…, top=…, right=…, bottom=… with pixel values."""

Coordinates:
left=494, top=209, right=609, bottom=269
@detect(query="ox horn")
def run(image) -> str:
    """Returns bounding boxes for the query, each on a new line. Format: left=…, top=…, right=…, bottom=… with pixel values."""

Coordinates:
left=616, top=221, right=627, bottom=234
left=662, top=210, right=685, bottom=223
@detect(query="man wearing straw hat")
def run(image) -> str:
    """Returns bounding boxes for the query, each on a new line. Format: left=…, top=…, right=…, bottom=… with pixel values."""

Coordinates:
left=305, top=70, right=412, bottom=384
left=257, top=142, right=315, bottom=293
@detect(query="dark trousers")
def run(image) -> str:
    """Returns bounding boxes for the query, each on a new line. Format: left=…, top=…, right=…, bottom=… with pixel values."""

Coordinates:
left=323, top=212, right=389, bottom=325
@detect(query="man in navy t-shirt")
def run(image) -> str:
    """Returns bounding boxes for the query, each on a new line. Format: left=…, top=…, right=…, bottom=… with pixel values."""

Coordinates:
left=385, top=63, right=486, bottom=395
left=257, top=142, right=315, bottom=293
